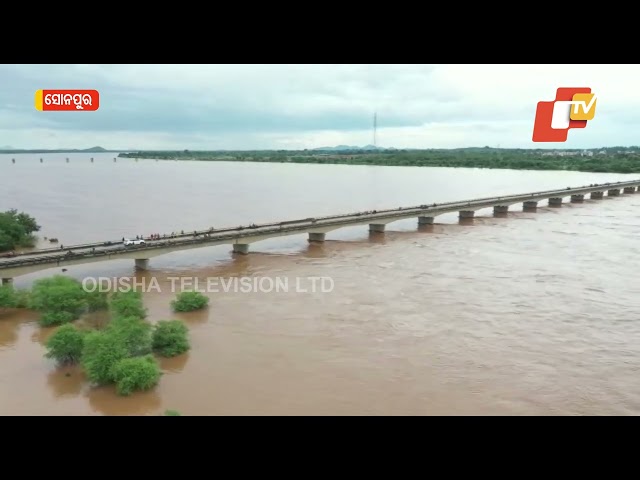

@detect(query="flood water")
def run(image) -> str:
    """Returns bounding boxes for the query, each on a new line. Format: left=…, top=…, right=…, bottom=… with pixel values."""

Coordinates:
left=1, top=152, right=640, bottom=415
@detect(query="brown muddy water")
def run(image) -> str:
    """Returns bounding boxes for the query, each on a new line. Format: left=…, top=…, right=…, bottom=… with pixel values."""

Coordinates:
left=1, top=153, right=640, bottom=415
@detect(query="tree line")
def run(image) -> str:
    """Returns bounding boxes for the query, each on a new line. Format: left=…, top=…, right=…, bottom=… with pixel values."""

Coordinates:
left=119, top=147, right=640, bottom=174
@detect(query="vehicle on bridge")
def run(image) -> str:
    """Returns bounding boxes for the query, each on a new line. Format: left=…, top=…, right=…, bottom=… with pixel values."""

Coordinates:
left=123, top=238, right=146, bottom=246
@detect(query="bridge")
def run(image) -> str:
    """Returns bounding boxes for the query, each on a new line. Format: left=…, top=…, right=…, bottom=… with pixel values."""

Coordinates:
left=1, top=180, right=639, bottom=283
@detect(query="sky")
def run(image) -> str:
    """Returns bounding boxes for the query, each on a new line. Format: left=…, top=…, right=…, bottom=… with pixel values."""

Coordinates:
left=0, top=64, right=638, bottom=151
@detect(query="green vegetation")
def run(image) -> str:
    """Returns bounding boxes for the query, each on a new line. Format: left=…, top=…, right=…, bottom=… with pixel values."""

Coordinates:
left=164, top=409, right=181, bottom=416
left=12, top=288, right=31, bottom=308
left=0, top=209, right=40, bottom=252
left=152, top=320, right=190, bottom=357
left=35, top=284, right=191, bottom=396
left=0, top=284, right=16, bottom=308
left=111, top=355, right=161, bottom=396
left=30, top=276, right=93, bottom=326
left=110, top=290, right=148, bottom=318
left=79, top=291, right=160, bottom=392
left=81, top=329, right=130, bottom=384
left=45, top=324, right=87, bottom=365
left=0, top=285, right=32, bottom=309
left=28, top=275, right=108, bottom=326
left=119, top=146, right=640, bottom=174
left=109, top=315, right=153, bottom=356
left=171, top=291, right=209, bottom=312
left=86, top=289, right=109, bottom=312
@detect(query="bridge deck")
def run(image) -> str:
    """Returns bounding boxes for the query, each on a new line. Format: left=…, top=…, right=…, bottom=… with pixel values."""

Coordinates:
left=1, top=180, right=638, bottom=278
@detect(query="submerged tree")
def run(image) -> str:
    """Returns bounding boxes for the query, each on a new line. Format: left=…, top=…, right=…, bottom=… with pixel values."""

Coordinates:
left=107, top=316, right=153, bottom=357
left=86, top=289, right=109, bottom=312
left=171, top=291, right=209, bottom=312
left=81, top=330, right=129, bottom=385
left=29, top=276, right=89, bottom=326
left=152, top=320, right=190, bottom=357
left=45, top=324, right=87, bottom=365
left=110, top=290, right=147, bottom=319
left=0, top=209, right=40, bottom=252
left=24, top=274, right=190, bottom=397
left=111, top=355, right=161, bottom=396
left=0, top=284, right=15, bottom=309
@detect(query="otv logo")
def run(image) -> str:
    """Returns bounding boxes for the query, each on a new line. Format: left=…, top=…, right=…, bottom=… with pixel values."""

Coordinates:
left=532, top=87, right=597, bottom=142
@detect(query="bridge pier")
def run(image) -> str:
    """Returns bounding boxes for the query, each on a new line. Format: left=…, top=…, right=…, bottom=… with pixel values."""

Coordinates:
left=549, top=197, right=563, bottom=206
left=134, top=259, right=149, bottom=271
left=608, top=189, right=620, bottom=196
left=493, top=205, right=508, bottom=215
left=1, top=278, right=13, bottom=286
left=308, top=232, right=325, bottom=243
left=232, top=243, right=249, bottom=255
left=523, top=201, right=538, bottom=211
left=591, top=191, right=604, bottom=199
left=571, top=194, right=585, bottom=203
left=418, top=216, right=434, bottom=225
left=369, top=224, right=386, bottom=233
left=624, top=187, right=636, bottom=194
left=459, top=210, right=474, bottom=219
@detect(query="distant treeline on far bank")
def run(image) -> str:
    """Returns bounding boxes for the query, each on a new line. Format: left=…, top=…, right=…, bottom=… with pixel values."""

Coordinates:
left=118, top=146, right=640, bottom=174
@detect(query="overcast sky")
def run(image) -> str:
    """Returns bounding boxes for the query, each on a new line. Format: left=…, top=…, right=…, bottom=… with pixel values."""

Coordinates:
left=0, top=64, right=637, bottom=150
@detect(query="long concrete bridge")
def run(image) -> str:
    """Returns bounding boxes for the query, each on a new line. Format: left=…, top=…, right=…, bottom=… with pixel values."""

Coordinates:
left=1, top=180, right=639, bottom=283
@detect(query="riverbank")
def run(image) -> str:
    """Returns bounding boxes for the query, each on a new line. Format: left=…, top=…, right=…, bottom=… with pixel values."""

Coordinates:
left=118, top=148, right=640, bottom=174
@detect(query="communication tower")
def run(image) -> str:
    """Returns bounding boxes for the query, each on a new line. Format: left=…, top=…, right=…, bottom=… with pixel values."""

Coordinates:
left=373, top=112, right=377, bottom=148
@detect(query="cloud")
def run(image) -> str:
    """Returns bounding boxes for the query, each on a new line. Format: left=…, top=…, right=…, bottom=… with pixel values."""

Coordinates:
left=0, top=64, right=637, bottom=150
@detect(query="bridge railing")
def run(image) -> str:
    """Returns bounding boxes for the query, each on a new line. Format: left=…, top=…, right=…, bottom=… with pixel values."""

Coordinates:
left=0, top=228, right=300, bottom=268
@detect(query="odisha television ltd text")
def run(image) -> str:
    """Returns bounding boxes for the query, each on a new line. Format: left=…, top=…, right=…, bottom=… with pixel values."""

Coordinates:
left=81, top=276, right=335, bottom=294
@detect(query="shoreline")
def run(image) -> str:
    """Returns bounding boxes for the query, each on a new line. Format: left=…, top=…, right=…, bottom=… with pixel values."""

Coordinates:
left=118, top=149, right=640, bottom=174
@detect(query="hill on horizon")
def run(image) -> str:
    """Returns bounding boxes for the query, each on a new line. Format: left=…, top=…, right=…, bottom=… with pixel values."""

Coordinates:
left=0, top=146, right=111, bottom=154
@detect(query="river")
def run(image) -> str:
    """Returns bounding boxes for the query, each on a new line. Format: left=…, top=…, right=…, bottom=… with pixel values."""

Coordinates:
left=1, top=152, right=639, bottom=415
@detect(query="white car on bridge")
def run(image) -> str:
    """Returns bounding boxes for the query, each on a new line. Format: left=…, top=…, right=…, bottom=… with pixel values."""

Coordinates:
left=123, top=238, right=146, bottom=246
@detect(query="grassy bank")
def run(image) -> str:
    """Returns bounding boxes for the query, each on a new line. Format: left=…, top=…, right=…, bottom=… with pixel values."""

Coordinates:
left=119, top=147, right=640, bottom=174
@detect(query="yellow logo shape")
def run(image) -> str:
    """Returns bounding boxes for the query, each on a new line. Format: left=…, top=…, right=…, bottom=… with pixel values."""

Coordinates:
left=570, top=93, right=597, bottom=121
left=34, top=89, right=43, bottom=111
